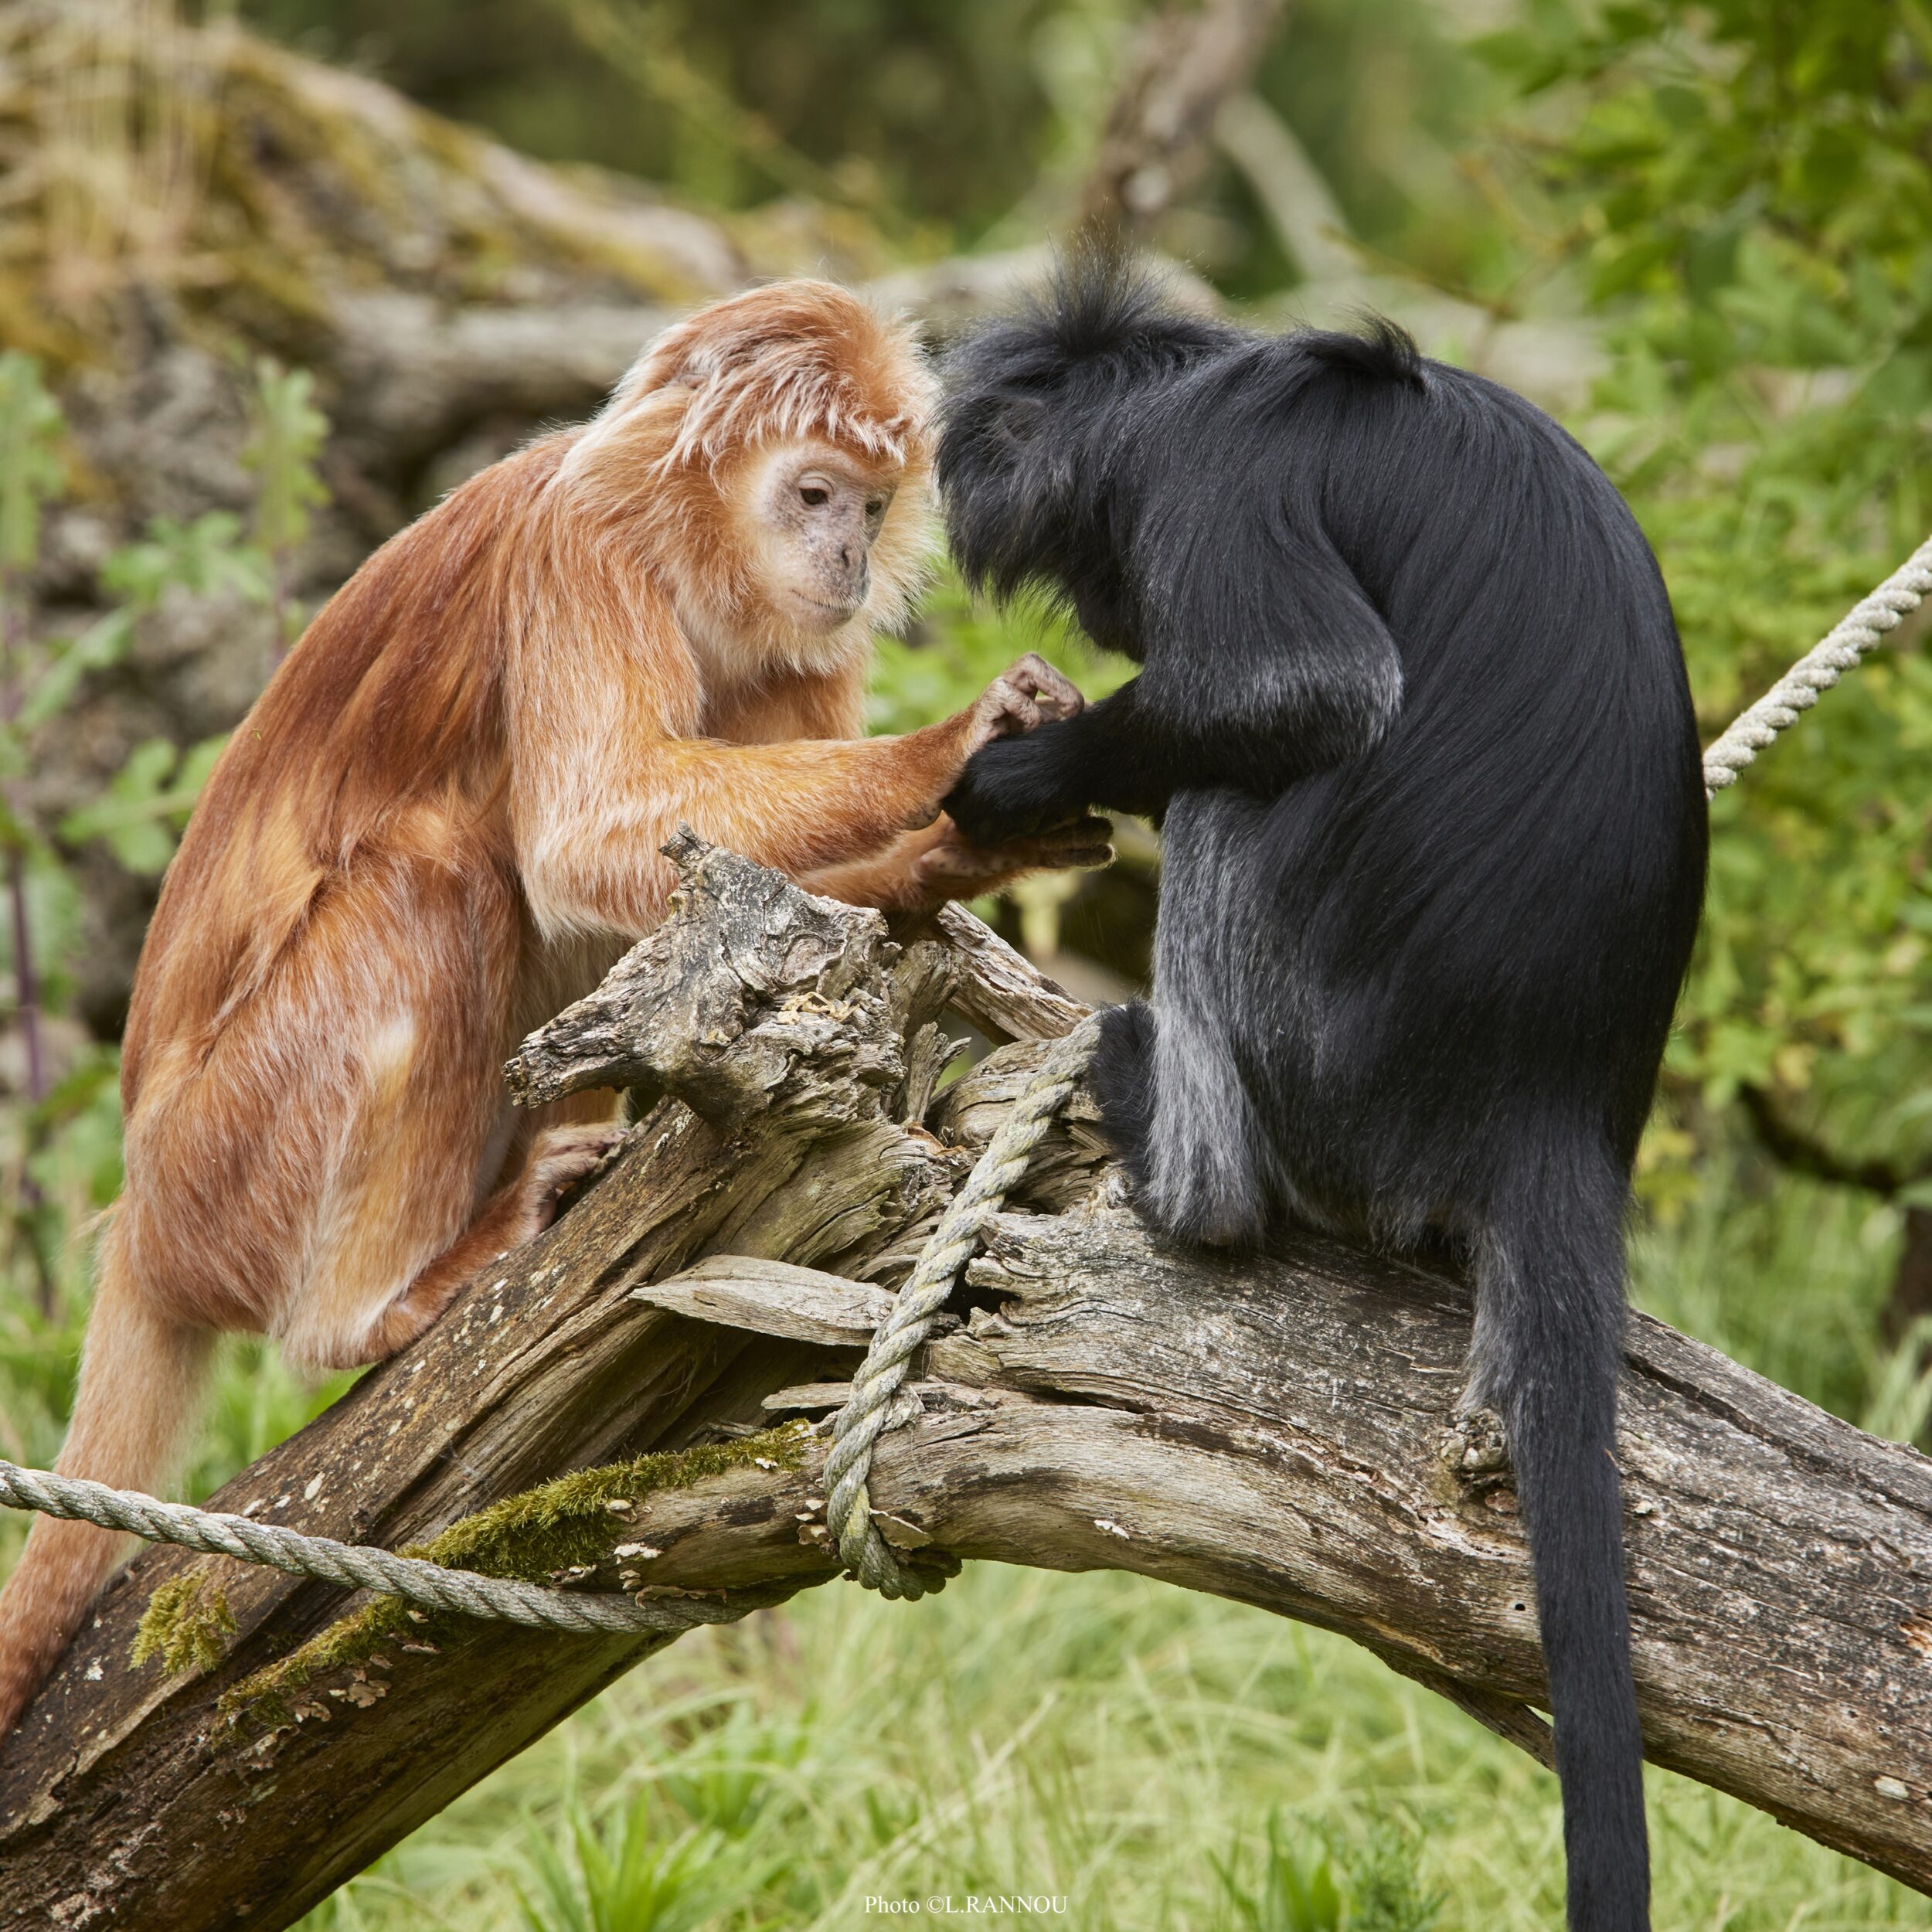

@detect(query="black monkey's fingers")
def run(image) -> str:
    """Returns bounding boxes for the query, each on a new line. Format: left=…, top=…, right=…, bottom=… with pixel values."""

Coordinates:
left=1043, top=811, right=1113, bottom=838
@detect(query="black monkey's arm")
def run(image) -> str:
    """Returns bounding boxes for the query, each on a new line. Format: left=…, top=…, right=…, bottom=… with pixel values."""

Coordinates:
left=945, top=683, right=1172, bottom=838
left=946, top=515, right=1405, bottom=840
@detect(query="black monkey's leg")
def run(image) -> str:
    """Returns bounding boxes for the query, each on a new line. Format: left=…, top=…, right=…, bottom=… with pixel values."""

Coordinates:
left=1133, top=791, right=1277, bottom=1249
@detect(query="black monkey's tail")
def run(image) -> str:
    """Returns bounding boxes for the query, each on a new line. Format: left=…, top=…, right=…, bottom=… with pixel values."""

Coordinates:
left=1471, top=1150, right=1648, bottom=1932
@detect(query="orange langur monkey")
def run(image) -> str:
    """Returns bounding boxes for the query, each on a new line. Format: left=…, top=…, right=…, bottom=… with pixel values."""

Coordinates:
left=0, top=281, right=1107, bottom=1739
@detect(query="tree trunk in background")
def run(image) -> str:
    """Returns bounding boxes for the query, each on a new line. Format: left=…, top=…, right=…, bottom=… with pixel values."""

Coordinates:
left=1080, top=0, right=1292, bottom=232
left=1886, top=1207, right=1932, bottom=1343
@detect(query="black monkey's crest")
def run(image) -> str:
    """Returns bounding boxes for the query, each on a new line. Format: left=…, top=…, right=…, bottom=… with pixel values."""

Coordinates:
left=1301, top=311, right=1426, bottom=389
left=936, top=241, right=1231, bottom=625
left=1026, top=237, right=1226, bottom=370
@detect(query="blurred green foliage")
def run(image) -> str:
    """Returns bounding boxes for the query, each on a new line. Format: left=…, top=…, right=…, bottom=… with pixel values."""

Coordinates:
left=225, top=0, right=1492, bottom=277
left=867, top=575, right=1131, bottom=739
left=514, top=1796, right=773, bottom=1932
left=288, top=1499, right=1928, bottom=1930
left=227, top=0, right=1095, bottom=239
left=0, top=351, right=325, bottom=1303
left=1471, top=2, right=1932, bottom=1188
left=1230, top=0, right=1505, bottom=298
left=1213, top=1809, right=1443, bottom=1932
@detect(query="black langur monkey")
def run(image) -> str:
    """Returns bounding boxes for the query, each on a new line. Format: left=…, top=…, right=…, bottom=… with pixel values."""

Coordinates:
left=937, top=251, right=1707, bottom=1932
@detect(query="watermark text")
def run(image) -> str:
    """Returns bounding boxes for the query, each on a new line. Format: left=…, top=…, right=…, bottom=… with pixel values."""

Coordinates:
left=862, top=1896, right=1070, bottom=1916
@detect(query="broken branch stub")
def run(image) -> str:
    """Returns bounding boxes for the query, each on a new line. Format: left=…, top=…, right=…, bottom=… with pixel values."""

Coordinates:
left=504, top=830, right=956, bottom=1134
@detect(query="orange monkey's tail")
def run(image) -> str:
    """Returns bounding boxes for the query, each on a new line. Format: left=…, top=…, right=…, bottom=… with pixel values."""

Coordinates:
left=0, top=1219, right=215, bottom=1742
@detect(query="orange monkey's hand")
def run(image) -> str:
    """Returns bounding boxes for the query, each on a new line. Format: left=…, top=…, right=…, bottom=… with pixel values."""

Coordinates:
left=967, top=652, right=1087, bottom=753
left=897, top=654, right=1088, bottom=833
left=906, top=811, right=1114, bottom=905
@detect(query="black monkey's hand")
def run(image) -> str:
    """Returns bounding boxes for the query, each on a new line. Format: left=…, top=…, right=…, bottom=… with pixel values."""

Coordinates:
left=944, top=727, right=1089, bottom=844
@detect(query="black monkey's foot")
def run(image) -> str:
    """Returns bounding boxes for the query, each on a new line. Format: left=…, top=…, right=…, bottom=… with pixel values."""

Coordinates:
left=1437, top=1408, right=1512, bottom=1494
left=1088, top=999, right=1157, bottom=1191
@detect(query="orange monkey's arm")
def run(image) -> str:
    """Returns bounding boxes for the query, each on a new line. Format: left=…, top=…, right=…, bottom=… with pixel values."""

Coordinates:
left=506, top=628, right=1005, bottom=938
left=520, top=724, right=991, bottom=936
left=713, top=662, right=1111, bottom=916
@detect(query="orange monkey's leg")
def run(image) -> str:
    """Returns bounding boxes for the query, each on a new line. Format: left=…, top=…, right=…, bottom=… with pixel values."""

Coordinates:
left=0, top=1216, right=216, bottom=1740
left=274, top=967, right=624, bottom=1372
left=343, top=1113, right=625, bottom=1367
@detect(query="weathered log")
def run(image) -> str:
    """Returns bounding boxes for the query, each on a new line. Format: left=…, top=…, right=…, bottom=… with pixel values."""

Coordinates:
left=5, top=840, right=1932, bottom=1927
left=0, top=839, right=961, bottom=1927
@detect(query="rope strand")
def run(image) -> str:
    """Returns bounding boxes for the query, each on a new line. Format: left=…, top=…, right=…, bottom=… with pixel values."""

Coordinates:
left=1702, top=534, right=1932, bottom=797
left=0, top=1461, right=713, bottom=1634
left=821, top=1012, right=1103, bottom=1597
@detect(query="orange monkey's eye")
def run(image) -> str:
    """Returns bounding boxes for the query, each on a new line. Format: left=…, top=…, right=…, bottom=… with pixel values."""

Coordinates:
left=866, top=498, right=886, bottom=521
left=799, top=484, right=831, bottom=508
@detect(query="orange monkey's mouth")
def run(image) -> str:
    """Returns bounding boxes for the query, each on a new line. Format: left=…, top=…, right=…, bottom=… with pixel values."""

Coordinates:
left=790, top=589, right=865, bottom=628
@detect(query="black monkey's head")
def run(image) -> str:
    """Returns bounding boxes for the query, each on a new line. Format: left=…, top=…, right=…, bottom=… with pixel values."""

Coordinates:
left=937, top=240, right=1232, bottom=656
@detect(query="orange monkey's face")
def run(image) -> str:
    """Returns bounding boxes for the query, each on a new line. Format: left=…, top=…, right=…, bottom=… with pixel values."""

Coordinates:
left=740, top=441, right=902, bottom=633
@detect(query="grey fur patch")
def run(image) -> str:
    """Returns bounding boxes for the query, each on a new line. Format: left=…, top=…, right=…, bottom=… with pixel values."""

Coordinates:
left=1143, top=793, right=1273, bottom=1244
left=1144, top=992, right=1271, bottom=1243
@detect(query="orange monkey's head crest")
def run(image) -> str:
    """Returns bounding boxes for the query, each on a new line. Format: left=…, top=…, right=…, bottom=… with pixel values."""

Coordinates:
left=611, top=280, right=937, bottom=474
left=560, top=280, right=940, bottom=657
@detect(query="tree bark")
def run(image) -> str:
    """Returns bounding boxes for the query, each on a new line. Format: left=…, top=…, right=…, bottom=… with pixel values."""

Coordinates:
left=1080, top=0, right=1292, bottom=233
left=5, top=840, right=1932, bottom=1926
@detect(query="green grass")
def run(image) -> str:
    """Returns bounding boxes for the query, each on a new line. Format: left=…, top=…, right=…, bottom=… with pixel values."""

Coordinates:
left=5, top=1139, right=1931, bottom=1927
left=293, top=1560, right=1927, bottom=1931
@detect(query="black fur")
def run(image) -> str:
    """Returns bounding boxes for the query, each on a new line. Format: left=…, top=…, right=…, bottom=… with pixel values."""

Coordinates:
left=938, top=247, right=1707, bottom=1932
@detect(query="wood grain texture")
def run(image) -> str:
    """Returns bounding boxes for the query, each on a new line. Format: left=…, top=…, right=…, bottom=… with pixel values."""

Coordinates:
left=5, top=842, right=1930, bottom=1926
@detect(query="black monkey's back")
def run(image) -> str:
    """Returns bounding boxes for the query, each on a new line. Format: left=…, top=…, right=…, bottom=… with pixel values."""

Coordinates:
left=938, top=255, right=1707, bottom=1932
left=1213, top=340, right=1706, bottom=1209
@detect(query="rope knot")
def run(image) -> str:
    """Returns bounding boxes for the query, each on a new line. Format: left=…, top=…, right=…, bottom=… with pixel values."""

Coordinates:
left=820, top=1012, right=1103, bottom=1597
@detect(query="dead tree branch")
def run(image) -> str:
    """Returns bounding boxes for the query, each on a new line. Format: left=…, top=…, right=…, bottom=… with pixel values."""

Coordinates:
left=5, top=841, right=1932, bottom=1927
left=1080, top=0, right=1292, bottom=233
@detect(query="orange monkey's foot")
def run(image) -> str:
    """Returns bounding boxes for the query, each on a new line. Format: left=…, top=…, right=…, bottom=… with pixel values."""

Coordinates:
left=512, top=1124, right=631, bottom=1243
left=0, top=1634, right=51, bottom=1740
left=350, top=1123, right=632, bottom=1367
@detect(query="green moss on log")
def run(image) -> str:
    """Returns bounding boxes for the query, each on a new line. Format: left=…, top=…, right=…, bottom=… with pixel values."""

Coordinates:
left=132, top=1565, right=238, bottom=1677
left=218, top=1423, right=809, bottom=1730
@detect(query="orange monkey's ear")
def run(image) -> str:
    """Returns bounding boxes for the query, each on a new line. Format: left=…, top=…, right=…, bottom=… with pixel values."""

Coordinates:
left=609, top=316, right=709, bottom=407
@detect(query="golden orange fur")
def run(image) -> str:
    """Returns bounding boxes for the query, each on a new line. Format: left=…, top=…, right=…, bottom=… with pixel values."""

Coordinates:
left=0, top=281, right=1105, bottom=1744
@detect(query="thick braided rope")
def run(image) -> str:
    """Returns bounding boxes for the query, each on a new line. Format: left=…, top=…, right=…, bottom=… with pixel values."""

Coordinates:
left=821, top=1012, right=1104, bottom=1599
left=1703, top=533, right=1932, bottom=798
left=0, top=1461, right=715, bottom=1634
